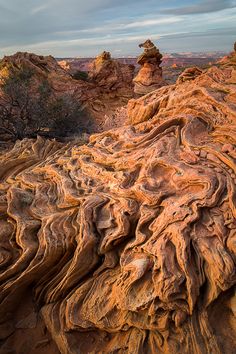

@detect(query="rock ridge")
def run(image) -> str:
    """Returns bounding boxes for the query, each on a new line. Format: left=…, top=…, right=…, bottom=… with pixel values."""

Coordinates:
left=0, top=51, right=236, bottom=353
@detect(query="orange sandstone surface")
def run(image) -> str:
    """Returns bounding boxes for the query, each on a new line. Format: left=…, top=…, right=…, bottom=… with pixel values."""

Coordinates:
left=0, top=52, right=236, bottom=353
left=133, top=39, right=165, bottom=95
left=0, top=51, right=135, bottom=131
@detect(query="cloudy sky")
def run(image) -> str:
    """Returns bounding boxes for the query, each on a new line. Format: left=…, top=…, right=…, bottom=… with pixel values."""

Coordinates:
left=0, top=0, right=236, bottom=57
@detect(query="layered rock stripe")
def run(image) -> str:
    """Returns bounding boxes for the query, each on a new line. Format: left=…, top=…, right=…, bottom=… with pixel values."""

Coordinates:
left=0, top=52, right=236, bottom=353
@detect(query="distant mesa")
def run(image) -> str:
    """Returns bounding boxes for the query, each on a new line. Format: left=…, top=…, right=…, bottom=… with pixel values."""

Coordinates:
left=133, top=39, right=166, bottom=95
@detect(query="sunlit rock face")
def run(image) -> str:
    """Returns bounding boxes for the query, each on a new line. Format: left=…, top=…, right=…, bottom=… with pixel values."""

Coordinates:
left=176, top=66, right=203, bottom=84
left=0, top=52, right=134, bottom=132
left=0, top=53, right=236, bottom=354
left=0, top=51, right=77, bottom=91
left=88, top=50, right=135, bottom=94
left=133, top=39, right=166, bottom=95
left=128, top=51, right=236, bottom=126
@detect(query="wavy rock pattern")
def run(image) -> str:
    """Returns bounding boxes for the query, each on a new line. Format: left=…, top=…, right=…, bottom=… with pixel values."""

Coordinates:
left=128, top=58, right=236, bottom=125
left=0, top=55, right=236, bottom=354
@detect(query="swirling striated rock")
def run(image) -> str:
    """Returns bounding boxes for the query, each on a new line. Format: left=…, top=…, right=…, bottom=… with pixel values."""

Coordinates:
left=128, top=50, right=236, bottom=125
left=0, top=54, right=236, bottom=354
left=133, top=39, right=165, bottom=95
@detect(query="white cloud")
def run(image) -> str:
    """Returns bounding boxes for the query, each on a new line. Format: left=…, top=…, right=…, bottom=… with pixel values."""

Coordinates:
left=31, top=4, right=51, bottom=15
left=0, top=0, right=235, bottom=56
left=1, top=31, right=189, bottom=55
left=123, top=17, right=182, bottom=28
left=77, top=16, right=183, bottom=35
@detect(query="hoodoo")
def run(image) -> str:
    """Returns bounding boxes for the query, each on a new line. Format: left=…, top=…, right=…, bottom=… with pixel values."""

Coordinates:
left=133, top=39, right=165, bottom=95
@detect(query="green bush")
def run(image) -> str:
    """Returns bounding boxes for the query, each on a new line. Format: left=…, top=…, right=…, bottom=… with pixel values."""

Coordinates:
left=0, top=67, right=93, bottom=141
left=72, top=70, right=89, bottom=81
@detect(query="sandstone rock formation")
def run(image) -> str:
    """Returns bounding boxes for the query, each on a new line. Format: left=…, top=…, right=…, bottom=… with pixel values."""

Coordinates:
left=0, top=51, right=236, bottom=354
left=0, top=52, right=134, bottom=132
left=0, top=52, right=65, bottom=78
left=133, top=39, right=165, bottom=95
left=128, top=50, right=236, bottom=125
left=88, top=51, right=135, bottom=94
left=57, top=59, right=71, bottom=72
left=0, top=52, right=77, bottom=96
left=176, top=66, right=203, bottom=84
left=103, top=106, right=128, bottom=130
left=0, top=51, right=91, bottom=105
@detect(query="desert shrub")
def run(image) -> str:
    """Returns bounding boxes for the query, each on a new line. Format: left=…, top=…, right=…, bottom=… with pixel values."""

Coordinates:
left=0, top=67, right=93, bottom=141
left=72, top=70, right=89, bottom=81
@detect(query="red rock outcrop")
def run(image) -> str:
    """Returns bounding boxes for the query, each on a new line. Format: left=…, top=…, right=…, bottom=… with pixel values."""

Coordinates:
left=0, top=52, right=236, bottom=354
left=0, top=52, right=77, bottom=94
left=57, top=59, right=71, bottom=72
left=133, top=39, right=165, bottom=95
left=0, top=52, right=96, bottom=112
left=218, top=43, right=236, bottom=68
left=0, top=52, right=134, bottom=131
left=1, top=52, right=65, bottom=76
left=128, top=50, right=236, bottom=125
left=176, top=66, right=203, bottom=84
left=88, top=51, right=135, bottom=95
